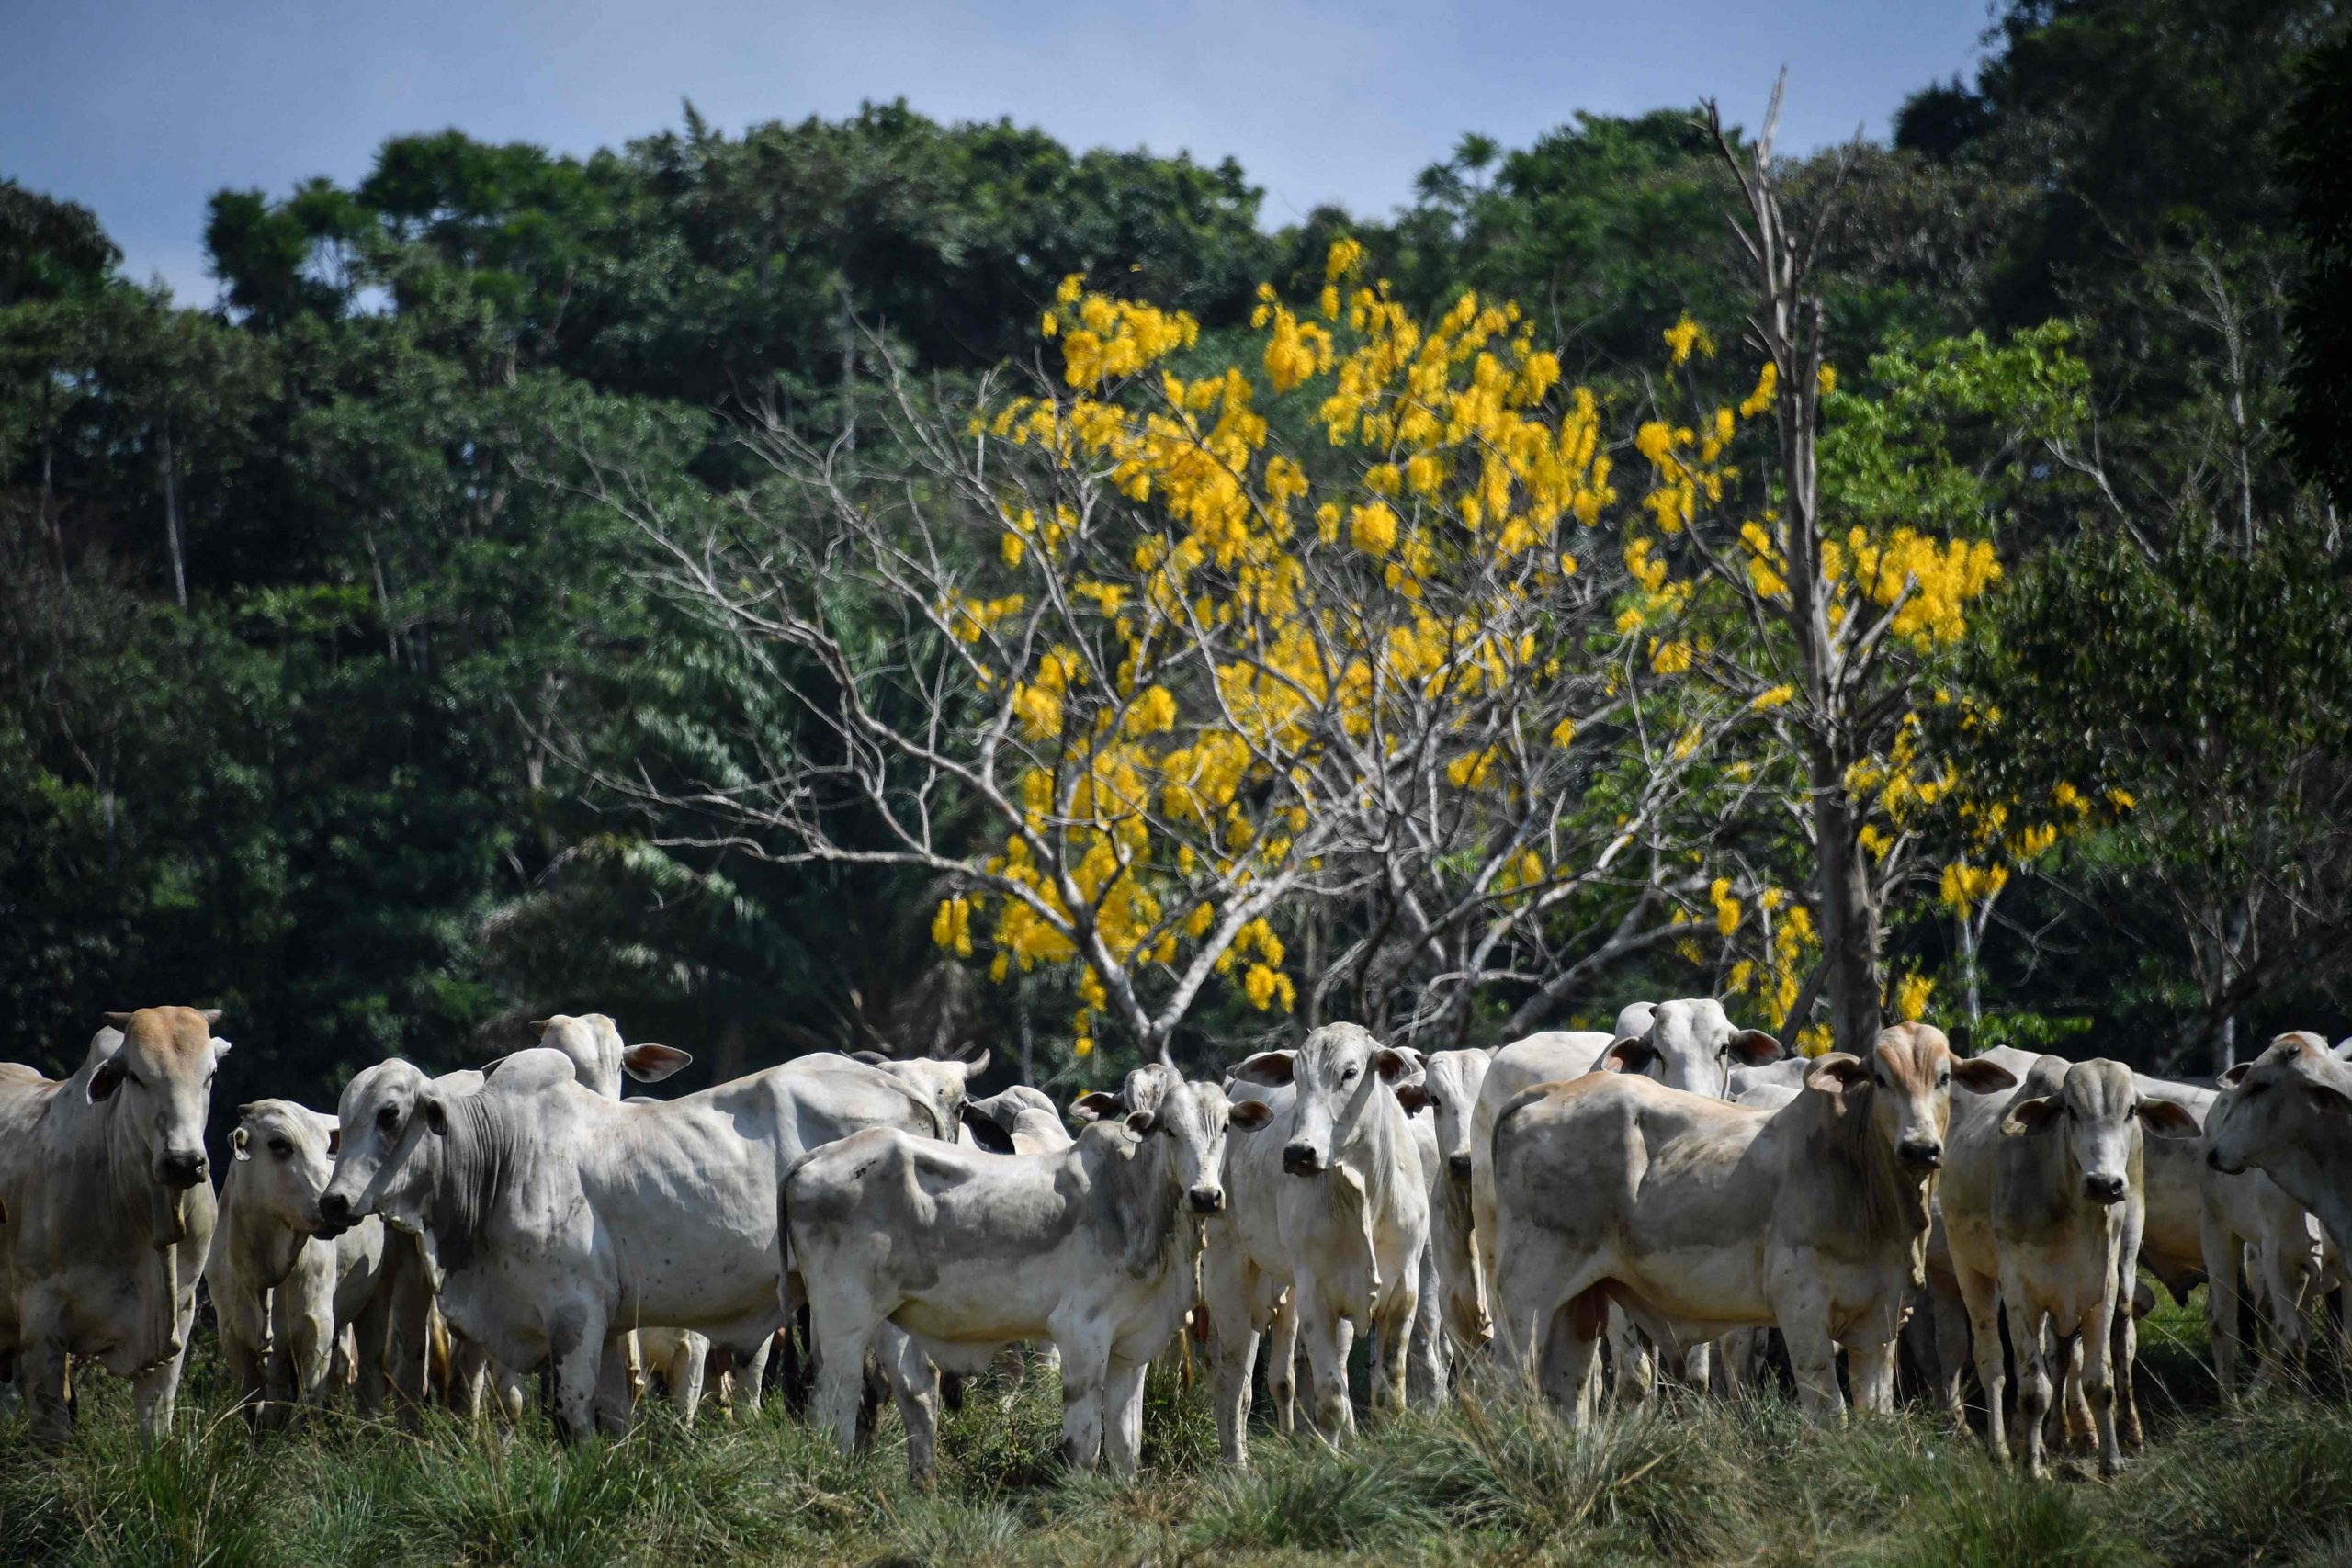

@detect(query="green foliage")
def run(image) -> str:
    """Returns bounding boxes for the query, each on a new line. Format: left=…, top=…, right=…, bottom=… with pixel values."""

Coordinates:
left=2282, top=28, right=2352, bottom=510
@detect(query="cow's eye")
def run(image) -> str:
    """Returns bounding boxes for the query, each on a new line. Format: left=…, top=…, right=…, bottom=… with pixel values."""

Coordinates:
left=1341, top=1066, right=1360, bottom=1082
left=269, top=1138, right=292, bottom=1159
left=1938, top=1071, right=1951, bottom=1086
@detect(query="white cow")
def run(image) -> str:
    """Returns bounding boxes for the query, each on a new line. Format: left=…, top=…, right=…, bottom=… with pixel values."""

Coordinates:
left=0, top=1008, right=227, bottom=1444
left=786, top=1062, right=1261, bottom=1482
left=527, top=1014, right=694, bottom=1100
left=1492, top=1022, right=2016, bottom=1425
left=316, top=1046, right=938, bottom=1438
left=1202, top=1023, right=1431, bottom=1464
left=1396, top=1047, right=1493, bottom=1366
left=1472, top=999, right=1784, bottom=1399
left=2209, top=1033, right=2352, bottom=1271
left=207, top=1099, right=400, bottom=1427
left=850, top=1050, right=992, bottom=1147
left=1941, top=1055, right=2197, bottom=1476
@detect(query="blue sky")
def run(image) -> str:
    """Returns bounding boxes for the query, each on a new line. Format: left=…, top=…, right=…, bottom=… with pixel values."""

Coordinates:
left=2, top=0, right=1992, bottom=304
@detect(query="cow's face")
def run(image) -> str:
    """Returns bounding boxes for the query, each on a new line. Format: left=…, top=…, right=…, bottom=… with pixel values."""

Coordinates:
left=1602, top=998, right=1782, bottom=1100
left=1806, top=1022, right=2016, bottom=1175
left=1074, top=1064, right=1269, bottom=1211
left=2000, top=1059, right=2198, bottom=1203
left=230, top=1099, right=339, bottom=1224
left=317, top=1059, right=433, bottom=1235
left=528, top=1014, right=691, bottom=1100
left=90, top=1006, right=229, bottom=1190
left=1231, top=1023, right=1409, bottom=1178
left=1406, top=1048, right=1491, bottom=1182
left=2209, top=1032, right=2351, bottom=1177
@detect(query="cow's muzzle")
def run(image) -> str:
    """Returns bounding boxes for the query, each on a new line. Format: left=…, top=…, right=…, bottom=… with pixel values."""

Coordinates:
left=1895, top=1139, right=1943, bottom=1173
left=2082, top=1172, right=2127, bottom=1205
left=1447, top=1153, right=1473, bottom=1180
left=155, top=1149, right=208, bottom=1190
left=1283, top=1143, right=1325, bottom=1177
left=1189, top=1185, right=1227, bottom=1214
left=314, top=1190, right=355, bottom=1236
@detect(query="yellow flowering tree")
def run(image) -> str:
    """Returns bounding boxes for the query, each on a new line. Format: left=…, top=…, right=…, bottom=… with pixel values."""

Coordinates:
left=586, top=242, right=1748, bottom=1064
left=1608, top=84, right=2092, bottom=1051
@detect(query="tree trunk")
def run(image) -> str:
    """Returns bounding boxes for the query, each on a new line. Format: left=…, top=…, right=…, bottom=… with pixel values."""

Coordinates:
left=1813, top=764, right=1883, bottom=1053
left=159, top=406, right=186, bottom=609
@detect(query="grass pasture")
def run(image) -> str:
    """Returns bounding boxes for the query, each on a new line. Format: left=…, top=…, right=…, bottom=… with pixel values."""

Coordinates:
left=6, top=1292, right=2352, bottom=1566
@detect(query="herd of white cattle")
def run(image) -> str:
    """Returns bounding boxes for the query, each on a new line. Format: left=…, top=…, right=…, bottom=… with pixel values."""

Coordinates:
left=5, top=1000, right=2351, bottom=1484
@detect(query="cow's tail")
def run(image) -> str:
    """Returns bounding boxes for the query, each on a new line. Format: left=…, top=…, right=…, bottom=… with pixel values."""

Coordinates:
left=776, top=1148, right=817, bottom=1320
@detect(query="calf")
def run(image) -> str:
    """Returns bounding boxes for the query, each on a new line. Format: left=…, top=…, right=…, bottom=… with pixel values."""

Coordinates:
left=207, top=1100, right=399, bottom=1427
left=0, top=1009, right=227, bottom=1444
left=1942, top=1057, right=2196, bottom=1476
left=1492, top=1022, right=2014, bottom=1425
left=317, top=1046, right=937, bottom=1439
left=785, top=1064, right=1261, bottom=1482
left=1202, top=1023, right=1431, bottom=1463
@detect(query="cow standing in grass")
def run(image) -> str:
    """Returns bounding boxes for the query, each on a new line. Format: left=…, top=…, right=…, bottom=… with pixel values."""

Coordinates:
left=784, top=1063, right=1261, bottom=1482
left=1492, top=1022, right=2014, bottom=1425
left=0, top=1008, right=227, bottom=1445
left=1203, top=1023, right=1432, bottom=1463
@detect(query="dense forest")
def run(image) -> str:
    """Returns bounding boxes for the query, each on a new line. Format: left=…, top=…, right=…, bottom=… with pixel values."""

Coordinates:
left=4, top=0, right=2347, bottom=1106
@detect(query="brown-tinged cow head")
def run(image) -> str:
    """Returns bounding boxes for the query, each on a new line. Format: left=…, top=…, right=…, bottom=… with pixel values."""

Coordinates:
left=1804, top=1021, right=2018, bottom=1178
left=92, top=1006, right=230, bottom=1189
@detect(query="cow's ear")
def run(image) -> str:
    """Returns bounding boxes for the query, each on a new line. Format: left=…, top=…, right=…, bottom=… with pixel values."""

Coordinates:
left=1951, top=1057, right=2018, bottom=1093
left=2304, top=1082, right=2352, bottom=1118
left=209, top=1036, right=232, bottom=1061
left=1804, top=1053, right=1867, bottom=1095
left=1601, top=1035, right=1657, bottom=1075
left=960, top=1104, right=1016, bottom=1154
left=2137, top=1099, right=2201, bottom=1138
left=87, top=1054, right=127, bottom=1102
left=2218, top=1063, right=2253, bottom=1089
left=527, top=1019, right=553, bottom=1035
left=1228, top=1098, right=1274, bottom=1129
left=197, top=1008, right=223, bottom=1026
left=1069, top=1091, right=1123, bottom=1123
left=1229, top=1051, right=1296, bottom=1087
left=1726, top=1029, right=1785, bottom=1067
left=101, top=1010, right=132, bottom=1028
left=2001, top=1097, right=2059, bottom=1136
left=1394, top=1081, right=1430, bottom=1114
left=326, top=1123, right=341, bottom=1156
left=622, top=1043, right=694, bottom=1083
left=1124, top=1109, right=1158, bottom=1137
left=230, top=1126, right=252, bottom=1161
left=1372, top=1048, right=1413, bottom=1084
left=422, top=1097, right=451, bottom=1136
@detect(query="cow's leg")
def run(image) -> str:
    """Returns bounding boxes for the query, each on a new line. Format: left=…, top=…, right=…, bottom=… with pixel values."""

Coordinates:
left=352, top=1278, right=393, bottom=1418
left=1929, top=1273, right=1973, bottom=1426
left=1787, top=1316, right=1844, bottom=1419
left=287, top=1298, right=333, bottom=1429
left=2008, top=1302, right=2052, bottom=1481
left=1607, top=1306, right=1654, bottom=1408
left=734, top=1335, right=771, bottom=1417
left=2083, top=1296, right=2124, bottom=1477
left=670, top=1335, right=708, bottom=1427
left=809, top=1309, right=876, bottom=1457
left=1102, top=1354, right=1148, bottom=1478
left=2202, top=1211, right=2246, bottom=1399
left=1204, top=1265, right=1262, bottom=1468
left=1539, top=1292, right=1605, bottom=1424
left=544, top=1308, right=607, bottom=1445
left=1846, top=1336, right=1898, bottom=1416
left=2255, top=1233, right=2314, bottom=1390
left=1294, top=1279, right=1357, bottom=1443
left=20, top=1326, right=73, bottom=1447
left=1371, top=1262, right=1419, bottom=1422
left=218, top=1292, right=269, bottom=1430
left=2052, top=1322, right=2092, bottom=1451
left=882, top=1334, right=940, bottom=1486
left=2110, top=1259, right=2143, bottom=1450
left=1952, top=1266, right=2007, bottom=1459
left=1056, top=1332, right=1112, bottom=1472
left=1267, top=1292, right=1302, bottom=1436
left=1406, top=1244, right=1446, bottom=1408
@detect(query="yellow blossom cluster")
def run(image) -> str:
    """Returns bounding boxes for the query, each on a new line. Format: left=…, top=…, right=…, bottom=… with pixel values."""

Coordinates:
left=941, top=241, right=1628, bottom=1052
